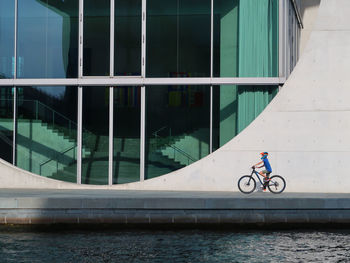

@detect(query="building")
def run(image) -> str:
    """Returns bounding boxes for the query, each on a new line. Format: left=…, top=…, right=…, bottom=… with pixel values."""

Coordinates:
left=1, top=0, right=341, bottom=193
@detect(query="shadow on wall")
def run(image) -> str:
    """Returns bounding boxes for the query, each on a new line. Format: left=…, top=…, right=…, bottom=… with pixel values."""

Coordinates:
left=300, top=0, right=321, bottom=19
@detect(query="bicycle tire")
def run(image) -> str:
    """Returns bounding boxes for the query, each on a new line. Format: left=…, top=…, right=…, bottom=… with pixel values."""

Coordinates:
left=267, top=175, right=286, bottom=194
left=238, top=175, right=256, bottom=194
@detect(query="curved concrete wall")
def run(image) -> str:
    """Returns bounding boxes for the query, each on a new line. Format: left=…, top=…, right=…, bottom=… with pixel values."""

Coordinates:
left=1, top=0, right=349, bottom=192
left=300, top=0, right=321, bottom=55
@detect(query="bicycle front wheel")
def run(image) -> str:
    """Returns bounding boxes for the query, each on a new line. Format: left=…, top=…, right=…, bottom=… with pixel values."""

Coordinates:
left=267, top=175, right=286, bottom=194
left=238, top=176, right=256, bottom=194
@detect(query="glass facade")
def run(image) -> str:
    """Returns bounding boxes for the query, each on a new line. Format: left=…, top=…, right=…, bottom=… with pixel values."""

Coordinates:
left=146, top=85, right=210, bottom=179
left=0, top=87, right=13, bottom=163
left=115, top=0, right=142, bottom=76
left=0, top=0, right=301, bottom=185
left=17, top=0, right=79, bottom=78
left=0, top=1, right=15, bottom=79
left=84, top=0, right=110, bottom=76
left=82, top=87, right=109, bottom=184
left=113, top=86, right=141, bottom=183
left=147, top=0, right=211, bottom=77
left=16, top=86, right=78, bottom=182
left=213, top=0, right=279, bottom=77
left=213, top=85, right=278, bottom=150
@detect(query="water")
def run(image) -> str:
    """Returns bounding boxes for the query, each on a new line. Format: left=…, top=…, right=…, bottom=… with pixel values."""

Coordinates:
left=0, top=229, right=350, bottom=262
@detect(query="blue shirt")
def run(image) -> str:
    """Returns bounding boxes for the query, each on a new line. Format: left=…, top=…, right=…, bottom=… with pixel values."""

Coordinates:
left=263, top=158, right=272, bottom=172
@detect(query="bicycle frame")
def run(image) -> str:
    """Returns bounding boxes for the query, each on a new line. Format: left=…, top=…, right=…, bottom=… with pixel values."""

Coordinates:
left=250, top=168, right=267, bottom=185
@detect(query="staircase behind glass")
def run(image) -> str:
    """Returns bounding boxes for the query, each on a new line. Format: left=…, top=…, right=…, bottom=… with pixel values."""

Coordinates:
left=0, top=100, right=209, bottom=184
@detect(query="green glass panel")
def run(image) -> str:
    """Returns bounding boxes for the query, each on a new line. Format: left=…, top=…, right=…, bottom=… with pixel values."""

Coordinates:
left=115, top=0, right=141, bottom=76
left=146, top=86, right=210, bottom=179
left=238, top=0, right=279, bottom=77
left=0, top=1, right=15, bottom=78
left=113, top=87, right=140, bottom=183
left=16, top=86, right=78, bottom=182
left=84, top=0, right=110, bottom=76
left=82, top=87, right=109, bottom=185
left=17, top=0, right=78, bottom=78
left=213, top=0, right=279, bottom=77
left=213, top=0, right=239, bottom=78
left=237, top=86, right=278, bottom=133
left=0, top=87, right=13, bottom=163
left=213, top=85, right=278, bottom=151
left=147, top=0, right=211, bottom=77
left=216, top=85, right=238, bottom=147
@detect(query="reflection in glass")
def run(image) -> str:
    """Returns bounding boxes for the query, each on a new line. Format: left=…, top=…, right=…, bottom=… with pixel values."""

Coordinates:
left=213, top=0, right=279, bottom=77
left=146, top=86, right=210, bottom=179
left=115, top=0, right=141, bottom=76
left=16, top=86, right=78, bottom=182
left=213, top=85, right=278, bottom=151
left=17, top=0, right=78, bottom=78
left=147, top=0, right=211, bottom=77
left=0, top=1, right=15, bottom=79
left=0, top=87, right=13, bottom=163
left=84, top=0, right=110, bottom=76
left=82, top=87, right=109, bottom=184
left=113, top=87, right=140, bottom=183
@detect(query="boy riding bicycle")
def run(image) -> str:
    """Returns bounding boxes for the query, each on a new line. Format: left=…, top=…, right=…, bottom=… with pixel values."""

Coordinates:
left=252, top=152, right=272, bottom=191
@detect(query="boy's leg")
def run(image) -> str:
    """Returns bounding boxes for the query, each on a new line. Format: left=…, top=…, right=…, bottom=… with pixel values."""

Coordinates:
left=257, top=171, right=267, bottom=191
left=258, top=171, right=266, bottom=177
left=263, top=172, right=271, bottom=190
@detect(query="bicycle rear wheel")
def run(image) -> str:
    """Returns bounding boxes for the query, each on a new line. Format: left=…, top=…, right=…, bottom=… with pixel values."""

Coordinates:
left=267, top=175, right=286, bottom=194
left=238, top=176, right=256, bottom=194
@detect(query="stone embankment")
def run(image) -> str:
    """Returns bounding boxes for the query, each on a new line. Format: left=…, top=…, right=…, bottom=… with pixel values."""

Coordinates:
left=0, top=189, right=349, bottom=227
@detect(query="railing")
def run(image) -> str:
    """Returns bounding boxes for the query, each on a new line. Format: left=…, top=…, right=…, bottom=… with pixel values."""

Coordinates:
left=21, top=99, right=77, bottom=139
left=17, top=99, right=95, bottom=177
left=39, top=144, right=77, bottom=176
left=0, top=100, right=96, bottom=178
left=153, top=126, right=168, bottom=138
left=0, top=127, right=54, bottom=170
left=0, top=129, right=13, bottom=147
left=152, top=126, right=197, bottom=165
left=23, top=99, right=94, bottom=139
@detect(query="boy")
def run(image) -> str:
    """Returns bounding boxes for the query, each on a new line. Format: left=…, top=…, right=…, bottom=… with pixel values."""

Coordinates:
left=253, top=152, right=272, bottom=191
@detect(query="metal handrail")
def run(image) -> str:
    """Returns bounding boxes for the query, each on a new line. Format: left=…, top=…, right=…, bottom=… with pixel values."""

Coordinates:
left=23, top=99, right=73, bottom=126
left=39, top=132, right=97, bottom=174
left=18, top=99, right=94, bottom=175
left=153, top=126, right=167, bottom=137
left=21, top=99, right=93, bottom=135
left=0, top=128, right=51, bottom=167
left=0, top=129, right=13, bottom=147
left=39, top=144, right=77, bottom=175
left=153, top=133, right=197, bottom=164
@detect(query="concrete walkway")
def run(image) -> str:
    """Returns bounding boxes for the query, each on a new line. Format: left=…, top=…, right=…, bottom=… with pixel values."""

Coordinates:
left=0, top=189, right=349, bottom=226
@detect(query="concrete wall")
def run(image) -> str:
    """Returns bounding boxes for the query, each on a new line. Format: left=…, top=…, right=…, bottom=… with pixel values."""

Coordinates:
left=299, top=0, right=321, bottom=55
left=0, top=0, right=349, bottom=193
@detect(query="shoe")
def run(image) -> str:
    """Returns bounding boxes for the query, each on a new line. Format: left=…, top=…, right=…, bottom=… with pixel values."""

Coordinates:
left=260, top=186, right=267, bottom=192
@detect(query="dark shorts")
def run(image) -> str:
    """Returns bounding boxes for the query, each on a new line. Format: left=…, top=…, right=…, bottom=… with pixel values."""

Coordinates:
left=262, top=170, right=271, bottom=176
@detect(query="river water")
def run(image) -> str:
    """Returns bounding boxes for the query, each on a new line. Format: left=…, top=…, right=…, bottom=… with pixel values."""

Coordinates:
left=0, top=229, right=349, bottom=262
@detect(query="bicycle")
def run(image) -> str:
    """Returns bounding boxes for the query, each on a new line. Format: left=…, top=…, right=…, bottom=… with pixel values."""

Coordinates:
left=238, top=167, right=286, bottom=194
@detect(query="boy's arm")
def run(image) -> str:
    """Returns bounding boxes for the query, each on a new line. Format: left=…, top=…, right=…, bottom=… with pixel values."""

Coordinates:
left=253, top=161, right=264, bottom=168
